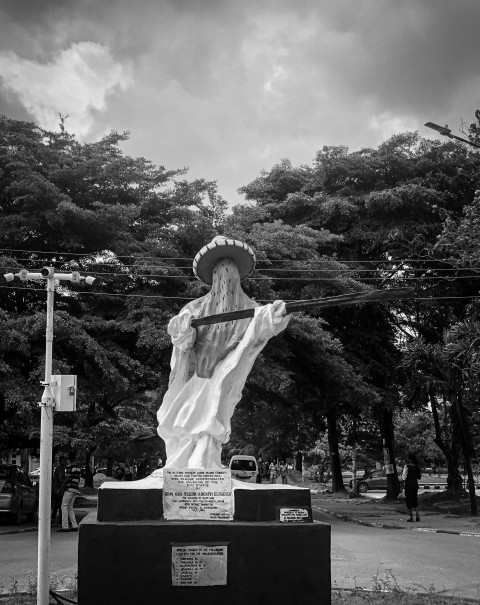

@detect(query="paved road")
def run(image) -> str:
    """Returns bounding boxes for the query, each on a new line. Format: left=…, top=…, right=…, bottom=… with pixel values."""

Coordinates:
left=363, top=488, right=480, bottom=500
left=2, top=511, right=479, bottom=600
left=0, top=528, right=78, bottom=593
left=312, top=507, right=480, bottom=600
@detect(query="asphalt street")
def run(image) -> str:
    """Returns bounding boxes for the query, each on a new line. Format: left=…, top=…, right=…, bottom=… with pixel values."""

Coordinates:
left=0, top=529, right=78, bottom=593
left=1, top=509, right=479, bottom=600
left=313, top=508, right=480, bottom=600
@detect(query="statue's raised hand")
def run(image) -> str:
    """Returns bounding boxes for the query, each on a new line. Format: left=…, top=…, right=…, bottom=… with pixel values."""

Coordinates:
left=271, top=300, right=288, bottom=324
left=168, top=309, right=197, bottom=350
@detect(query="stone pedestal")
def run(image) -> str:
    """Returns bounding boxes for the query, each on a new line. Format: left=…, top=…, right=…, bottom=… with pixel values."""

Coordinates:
left=78, top=512, right=331, bottom=605
left=97, top=483, right=313, bottom=522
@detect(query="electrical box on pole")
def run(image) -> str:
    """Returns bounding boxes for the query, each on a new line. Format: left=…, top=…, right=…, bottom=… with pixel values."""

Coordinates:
left=51, top=375, right=77, bottom=412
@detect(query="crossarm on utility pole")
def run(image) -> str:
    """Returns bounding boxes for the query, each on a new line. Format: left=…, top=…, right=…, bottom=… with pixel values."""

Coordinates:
left=191, top=287, right=414, bottom=328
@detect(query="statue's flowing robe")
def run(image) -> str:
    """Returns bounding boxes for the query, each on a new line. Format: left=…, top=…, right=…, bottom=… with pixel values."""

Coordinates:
left=157, top=260, right=289, bottom=468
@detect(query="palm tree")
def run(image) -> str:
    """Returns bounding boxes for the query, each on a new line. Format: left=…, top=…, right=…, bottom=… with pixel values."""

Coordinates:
left=400, top=339, right=464, bottom=494
left=444, top=321, right=480, bottom=516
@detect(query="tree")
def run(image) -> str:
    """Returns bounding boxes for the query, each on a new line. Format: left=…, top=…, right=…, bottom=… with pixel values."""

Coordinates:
left=237, top=130, right=480, bottom=496
left=444, top=320, right=480, bottom=514
left=221, top=207, right=381, bottom=491
left=0, top=115, right=226, bottom=475
left=394, top=410, right=440, bottom=465
left=400, top=339, right=466, bottom=495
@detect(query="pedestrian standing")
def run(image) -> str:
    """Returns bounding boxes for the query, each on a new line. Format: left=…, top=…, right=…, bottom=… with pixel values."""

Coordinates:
left=124, top=463, right=133, bottom=481
left=269, top=462, right=277, bottom=484
left=402, top=452, right=422, bottom=522
left=51, top=455, right=67, bottom=526
left=58, top=453, right=81, bottom=532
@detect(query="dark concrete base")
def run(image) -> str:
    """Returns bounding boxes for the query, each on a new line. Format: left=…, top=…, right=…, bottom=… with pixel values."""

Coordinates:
left=98, top=485, right=312, bottom=522
left=78, top=512, right=331, bottom=605
left=98, top=487, right=164, bottom=521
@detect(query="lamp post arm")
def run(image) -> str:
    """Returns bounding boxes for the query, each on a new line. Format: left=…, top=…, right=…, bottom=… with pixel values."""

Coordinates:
left=448, top=133, right=480, bottom=149
left=425, top=121, right=480, bottom=149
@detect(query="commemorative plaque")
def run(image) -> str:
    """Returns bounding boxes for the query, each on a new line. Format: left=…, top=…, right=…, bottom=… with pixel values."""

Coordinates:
left=171, top=544, right=228, bottom=586
left=279, top=507, right=310, bottom=523
left=163, top=469, right=233, bottom=521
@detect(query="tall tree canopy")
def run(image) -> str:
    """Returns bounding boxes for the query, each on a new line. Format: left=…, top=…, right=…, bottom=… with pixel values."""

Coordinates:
left=1, top=115, right=479, bottom=500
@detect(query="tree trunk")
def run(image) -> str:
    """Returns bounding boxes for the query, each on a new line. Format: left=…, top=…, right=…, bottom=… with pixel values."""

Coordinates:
left=326, top=407, right=345, bottom=492
left=106, top=456, right=114, bottom=478
left=378, top=408, right=401, bottom=500
left=294, top=451, right=302, bottom=473
left=430, top=394, right=463, bottom=493
left=84, top=450, right=94, bottom=489
left=453, top=394, right=477, bottom=515
left=463, top=454, right=478, bottom=516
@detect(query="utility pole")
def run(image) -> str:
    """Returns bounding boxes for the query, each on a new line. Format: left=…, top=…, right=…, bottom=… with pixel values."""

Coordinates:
left=3, top=267, right=94, bottom=605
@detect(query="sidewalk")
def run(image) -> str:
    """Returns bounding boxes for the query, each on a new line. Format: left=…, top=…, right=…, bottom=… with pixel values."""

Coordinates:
left=311, top=491, right=480, bottom=537
left=0, top=493, right=97, bottom=535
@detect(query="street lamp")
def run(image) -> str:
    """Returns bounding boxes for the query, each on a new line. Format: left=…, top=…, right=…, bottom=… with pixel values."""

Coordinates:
left=425, top=121, right=480, bottom=149
left=3, top=267, right=94, bottom=605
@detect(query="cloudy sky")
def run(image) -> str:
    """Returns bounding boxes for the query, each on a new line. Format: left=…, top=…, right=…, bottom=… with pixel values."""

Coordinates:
left=1, top=0, right=479, bottom=205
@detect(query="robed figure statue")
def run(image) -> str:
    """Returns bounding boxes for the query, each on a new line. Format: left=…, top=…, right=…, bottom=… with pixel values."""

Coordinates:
left=157, top=236, right=290, bottom=469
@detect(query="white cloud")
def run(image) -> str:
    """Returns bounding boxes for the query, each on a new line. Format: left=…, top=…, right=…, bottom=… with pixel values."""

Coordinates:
left=369, top=112, right=420, bottom=142
left=0, top=42, right=130, bottom=136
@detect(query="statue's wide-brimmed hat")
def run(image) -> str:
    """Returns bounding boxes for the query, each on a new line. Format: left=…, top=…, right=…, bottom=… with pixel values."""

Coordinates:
left=193, top=236, right=256, bottom=285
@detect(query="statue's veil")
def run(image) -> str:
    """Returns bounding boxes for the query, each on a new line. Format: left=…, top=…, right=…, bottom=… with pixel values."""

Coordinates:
left=183, top=258, right=258, bottom=378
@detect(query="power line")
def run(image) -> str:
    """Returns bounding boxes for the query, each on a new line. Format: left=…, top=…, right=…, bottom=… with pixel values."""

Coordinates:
left=2, top=270, right=479, bottom=282
left=0, top=285, right=193, bottom=300
left=1, top=284, right=479, bottom=303
left=414, top=296, right=480, bottom=301
left=0, top=247, right=193, bottom=260
left=1, top=247, right=479, bottom=264
left=2, top=262, right=480, bottom=275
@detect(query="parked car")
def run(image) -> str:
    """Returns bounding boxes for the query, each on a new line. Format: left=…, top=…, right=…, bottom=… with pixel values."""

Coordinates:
left=28, top=468, right=41, bottom=485
left=229, top=455, right=258, bottom=483
left=349, top=469, right=398, bottom=493
left=0, top=465, right=38, bottom=524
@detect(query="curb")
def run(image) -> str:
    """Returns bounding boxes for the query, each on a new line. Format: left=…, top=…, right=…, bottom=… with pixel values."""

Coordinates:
left=0, top=526, right=38, bottom=536
left=0, top=509, right=92, bottom=536
left=419, top=483, right=480, bottom=489
left=413, top=527, right=480, bottom=538
left=313, top=506, right=480, bottom=538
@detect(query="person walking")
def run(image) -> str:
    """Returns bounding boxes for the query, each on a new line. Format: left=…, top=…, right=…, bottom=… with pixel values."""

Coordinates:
left=402, top=452, right=422, bottom=522
left=51, top=455, right=67, bottom=526
left=280, top=462, right=288, bottom=485
left=58, top=453, right=82, bottom=532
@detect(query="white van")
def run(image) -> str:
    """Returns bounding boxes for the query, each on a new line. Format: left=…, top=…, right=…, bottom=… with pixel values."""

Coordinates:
left=229, top=455, right=258, bottom=483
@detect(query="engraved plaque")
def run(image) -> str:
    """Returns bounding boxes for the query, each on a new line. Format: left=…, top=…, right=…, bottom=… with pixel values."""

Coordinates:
left=171, top=544, right=228, bottom=586
left=163, top=469, right=233, bottom=521
left=279, top=507, right=310, bottom=523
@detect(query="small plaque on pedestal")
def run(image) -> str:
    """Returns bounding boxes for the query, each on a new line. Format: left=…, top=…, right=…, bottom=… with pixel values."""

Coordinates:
left=171, top=544, right=228, bottom=586
left=163, top=469, right=233, bottom=521
left=279, top=507, right=310, bottom=523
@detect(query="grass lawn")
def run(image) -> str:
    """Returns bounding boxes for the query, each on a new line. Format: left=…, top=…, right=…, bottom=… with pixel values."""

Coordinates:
left=332, top=589, right=475, bottom=604
left=0, top=589, right=475, bottom=604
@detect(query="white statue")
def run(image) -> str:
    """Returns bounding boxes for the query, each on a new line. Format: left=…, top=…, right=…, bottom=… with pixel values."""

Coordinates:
left=157, top=236, right=290, bottom=469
